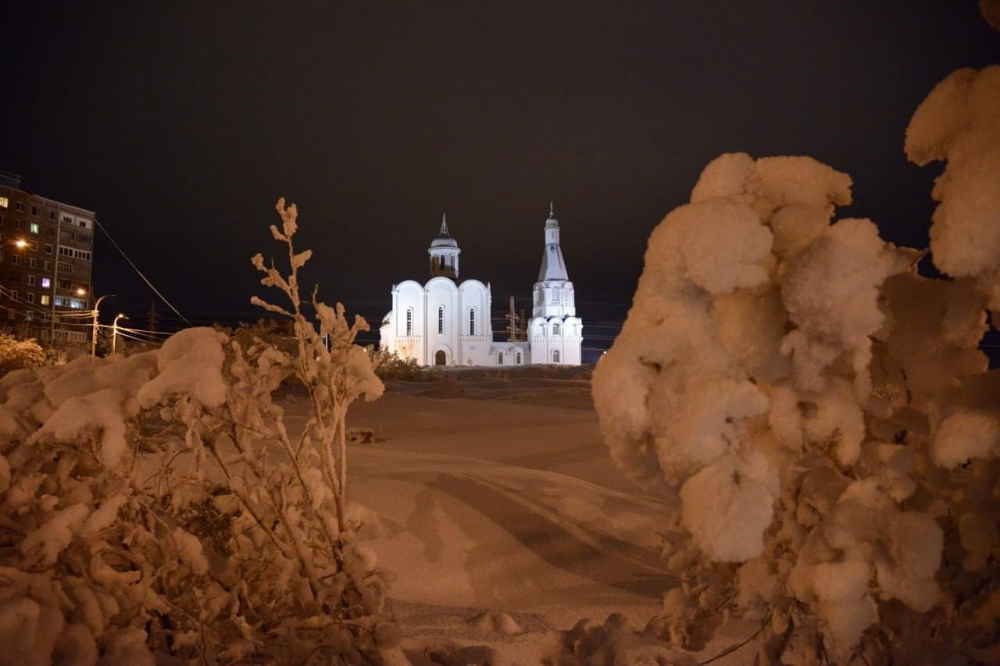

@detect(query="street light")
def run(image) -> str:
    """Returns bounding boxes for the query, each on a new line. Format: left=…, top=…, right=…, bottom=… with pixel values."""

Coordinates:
left=112, top=313, right=128, bottom=354
left=91, top=294, right=116, bottom=357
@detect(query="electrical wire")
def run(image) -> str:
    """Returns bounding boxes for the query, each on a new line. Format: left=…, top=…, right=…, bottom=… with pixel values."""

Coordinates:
left=93, top=218, right=192, bottom=327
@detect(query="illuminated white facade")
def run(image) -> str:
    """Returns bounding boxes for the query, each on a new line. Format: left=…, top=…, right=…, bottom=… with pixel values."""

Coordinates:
left=380, top=209, right=582, bottom=366
left=528, top=207, right=584, bottom=365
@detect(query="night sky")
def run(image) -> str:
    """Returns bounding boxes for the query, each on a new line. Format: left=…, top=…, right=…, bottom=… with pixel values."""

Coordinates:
left=2, top=2, right=997, bottom=350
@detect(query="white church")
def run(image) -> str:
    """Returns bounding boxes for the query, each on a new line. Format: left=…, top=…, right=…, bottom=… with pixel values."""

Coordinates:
left=379, top=206, right=583, bottom=367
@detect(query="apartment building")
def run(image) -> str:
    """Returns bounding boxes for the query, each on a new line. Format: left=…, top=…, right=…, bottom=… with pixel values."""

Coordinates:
left=0, top=172, right=94, bottom=344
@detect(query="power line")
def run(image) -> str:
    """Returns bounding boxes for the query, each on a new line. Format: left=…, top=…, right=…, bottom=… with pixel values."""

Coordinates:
left=93, top=218, right=192, bottom=327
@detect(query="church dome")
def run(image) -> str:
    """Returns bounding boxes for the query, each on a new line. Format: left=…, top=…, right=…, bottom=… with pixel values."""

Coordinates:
left=428, top=213, right=461, bottom=279
left=430, top=235, right=458, bottom=248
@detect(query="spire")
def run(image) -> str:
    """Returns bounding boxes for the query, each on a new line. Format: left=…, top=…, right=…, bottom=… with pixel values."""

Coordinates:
left=538, top=204, right=568, bottom=281
left=429, top=213, right=460, bottom=278
left=549, top=201, right=554, bottom=218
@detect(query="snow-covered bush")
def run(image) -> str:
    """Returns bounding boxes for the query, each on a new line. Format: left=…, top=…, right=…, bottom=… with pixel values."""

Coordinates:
left=0, top=332, right=47, bottom=376
left=367, top=345, right=427, bottom=381
left=0, top=199, right=401, bottom=665
left=587, top=61, right=1000, bottom=664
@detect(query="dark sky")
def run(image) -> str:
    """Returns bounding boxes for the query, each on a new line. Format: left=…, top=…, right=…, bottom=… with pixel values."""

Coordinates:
left=1, top=2, right=997, bottom=348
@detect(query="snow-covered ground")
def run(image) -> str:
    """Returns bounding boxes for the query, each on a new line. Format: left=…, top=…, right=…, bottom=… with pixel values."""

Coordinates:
left=279, top=367, right=758, bottom=664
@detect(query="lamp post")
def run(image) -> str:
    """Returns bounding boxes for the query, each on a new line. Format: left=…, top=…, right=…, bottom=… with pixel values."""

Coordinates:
left=112, top=313, right=128, bottom=354
left=91, top=294, right=116, bottom=357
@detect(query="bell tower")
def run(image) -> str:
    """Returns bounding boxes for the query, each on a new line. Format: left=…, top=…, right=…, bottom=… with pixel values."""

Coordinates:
left=428, top=214, right=461, bottom=279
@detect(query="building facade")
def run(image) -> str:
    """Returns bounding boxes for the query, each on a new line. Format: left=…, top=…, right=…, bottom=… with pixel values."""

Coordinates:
left=380, top=207, right=583, bottom=366
left=0, top=172, right=95, bottom=344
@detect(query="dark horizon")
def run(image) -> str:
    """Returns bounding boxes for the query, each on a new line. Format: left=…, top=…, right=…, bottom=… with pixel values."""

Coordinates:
left=2, top=2, right=997, bottom=355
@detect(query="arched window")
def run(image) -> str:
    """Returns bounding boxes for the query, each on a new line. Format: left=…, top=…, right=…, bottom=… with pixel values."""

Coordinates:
left=515, top=351, right=522, bottom=365
left=469, top=308, right=475, bottom=335
left=497, top=352, right=504, bottom=365
left=406, top=308, right=413, bottom=336
left=553, top=323, right=560, bottom=336
left=438, top=306, right=444, bottom=334
left=552, top=349, right=560, bottom=364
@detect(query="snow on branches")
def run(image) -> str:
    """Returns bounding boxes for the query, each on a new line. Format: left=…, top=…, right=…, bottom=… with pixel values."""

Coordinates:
left=0, top=201, right=397, bottom=665
left=592, top=72, right=1000, bottom=663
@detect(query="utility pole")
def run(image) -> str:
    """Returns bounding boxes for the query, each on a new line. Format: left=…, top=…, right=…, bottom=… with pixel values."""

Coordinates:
left=148, top=300, right=159, bottom=335
left=505, top=296, right=521, bottom=342
left=91, top=294, right=115, bottom=357
left=112, top=313, right=128, bottom=354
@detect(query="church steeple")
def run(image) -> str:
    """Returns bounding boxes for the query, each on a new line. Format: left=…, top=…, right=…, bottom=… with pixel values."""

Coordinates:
left=538, top=204, right=568, bottom=281
left=428, top=213, right=461, bottom=279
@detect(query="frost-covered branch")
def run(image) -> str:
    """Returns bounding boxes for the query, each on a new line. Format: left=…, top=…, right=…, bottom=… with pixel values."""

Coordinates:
left=0, top=200, right=397, bottom=664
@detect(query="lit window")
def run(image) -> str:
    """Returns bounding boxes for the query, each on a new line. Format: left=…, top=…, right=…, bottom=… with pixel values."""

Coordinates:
left=0, top=197, right=8, bottom=208
left=405, top=308, right=413, bottom=336
left=29, top=223, right=39, bottom=234
left=40, top=295, right=50, bottom=306
left=70, top=298, right=85, bottom=309
left=438, top=306, right=444, bottom=334
left=552, top=349, right=560, bottom=363
left=41, top=278, right=50, bottom=288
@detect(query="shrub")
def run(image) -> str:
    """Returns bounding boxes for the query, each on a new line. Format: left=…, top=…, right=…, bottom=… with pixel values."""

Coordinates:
left=575, top=58, right=1000, bottom=666
left=0, top=199, right=403, bottom=664
left=0, top=332, right=47, bottom=376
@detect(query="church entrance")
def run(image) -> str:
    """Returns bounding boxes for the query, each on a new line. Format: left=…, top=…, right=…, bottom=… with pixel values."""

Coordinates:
left=434, top=350, right=447, bottom=366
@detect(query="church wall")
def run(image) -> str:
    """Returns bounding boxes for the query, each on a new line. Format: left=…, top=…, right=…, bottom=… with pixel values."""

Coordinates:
left=527, top=315, right=583, bottom=365
left=393, top=280, right=426, bottom=363
left=425, top=277, right=459, bottom=366
left=457, top=279, right=492, bottom=366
